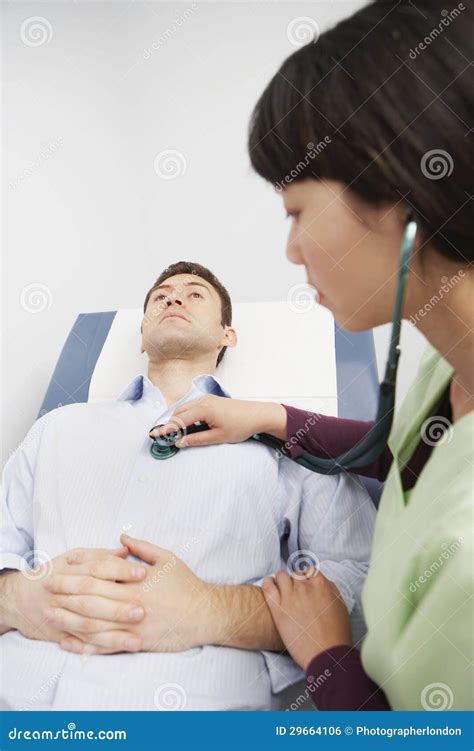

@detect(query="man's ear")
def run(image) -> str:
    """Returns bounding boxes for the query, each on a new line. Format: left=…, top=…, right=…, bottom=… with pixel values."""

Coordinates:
left=222, top=326, right=238, bottom=349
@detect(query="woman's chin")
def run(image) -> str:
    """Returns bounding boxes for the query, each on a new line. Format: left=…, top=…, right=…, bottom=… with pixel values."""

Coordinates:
left=316, top=294, right=383, bottom=333
left=335, top=311, right=392, bottom=333
left=333, top=311, right=374, bottom=333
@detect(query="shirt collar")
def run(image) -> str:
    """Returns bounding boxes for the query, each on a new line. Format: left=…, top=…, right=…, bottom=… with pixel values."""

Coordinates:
left=117, top=373, right=230, bottom=404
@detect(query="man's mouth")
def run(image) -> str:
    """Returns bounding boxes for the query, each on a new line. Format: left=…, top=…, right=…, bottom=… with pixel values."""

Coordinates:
left=161, top=313, right=189, bottom=323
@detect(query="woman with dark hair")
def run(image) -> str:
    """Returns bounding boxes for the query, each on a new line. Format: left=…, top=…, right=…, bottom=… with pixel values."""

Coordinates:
left=154, top=0, right=473, bottom=709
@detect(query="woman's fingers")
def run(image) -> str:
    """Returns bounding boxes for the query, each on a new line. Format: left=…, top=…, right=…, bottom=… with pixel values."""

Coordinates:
left=150, top=410, right=203, bottom=438
left=262, top=576, right=281, bottom=606
left=51, top=594, right=144, bottom=624
left=275, top=569, right=293, bottom=595
left=175, top=428, right=223, bottom=448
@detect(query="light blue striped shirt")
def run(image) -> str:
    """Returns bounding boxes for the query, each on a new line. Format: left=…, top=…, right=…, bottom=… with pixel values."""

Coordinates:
left=0, top=374, right=375, bottom=710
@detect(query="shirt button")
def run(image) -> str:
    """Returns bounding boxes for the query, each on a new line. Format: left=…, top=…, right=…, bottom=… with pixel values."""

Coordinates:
left=121, top=523, right=133, bottom=533
left=137, top=475, right=147, bottom=483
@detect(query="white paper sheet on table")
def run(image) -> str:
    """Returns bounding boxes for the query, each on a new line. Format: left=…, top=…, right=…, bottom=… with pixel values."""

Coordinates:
left=88, top=302, right=338, bottom=416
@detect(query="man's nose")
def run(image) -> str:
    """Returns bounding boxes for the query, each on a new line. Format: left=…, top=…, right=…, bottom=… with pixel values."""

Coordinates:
left=166, top=297, right=183, bottom=307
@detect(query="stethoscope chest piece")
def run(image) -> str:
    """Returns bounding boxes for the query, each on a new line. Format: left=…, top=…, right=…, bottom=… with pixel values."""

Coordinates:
left=149, top=421, right=211, bottom=460
left=149, top=427, right=181, bottom=459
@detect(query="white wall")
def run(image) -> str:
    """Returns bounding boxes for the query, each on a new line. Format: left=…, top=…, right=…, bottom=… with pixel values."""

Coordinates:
left=2, top=0, right=428, bottom=467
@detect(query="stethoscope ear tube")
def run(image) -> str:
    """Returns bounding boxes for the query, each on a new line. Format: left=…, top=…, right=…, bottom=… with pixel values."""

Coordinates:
left=251, top=213, right=418, bottom=475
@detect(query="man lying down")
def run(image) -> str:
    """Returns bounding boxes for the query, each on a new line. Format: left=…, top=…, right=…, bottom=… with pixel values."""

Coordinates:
left=0, top=261, right=376, bottom=711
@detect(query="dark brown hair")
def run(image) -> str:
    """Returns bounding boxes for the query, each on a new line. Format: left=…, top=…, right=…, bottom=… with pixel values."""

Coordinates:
left=143, top=261, right=232, bottom=366
left=248, top=0, right=472, bottom=264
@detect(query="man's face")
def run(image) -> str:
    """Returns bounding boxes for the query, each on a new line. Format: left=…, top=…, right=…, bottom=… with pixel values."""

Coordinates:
left=141, top=273, right=235, bottom=365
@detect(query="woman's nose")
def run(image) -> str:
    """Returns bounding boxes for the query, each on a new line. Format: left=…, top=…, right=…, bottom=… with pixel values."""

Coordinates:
left=286, top=224, right=304, bottom=266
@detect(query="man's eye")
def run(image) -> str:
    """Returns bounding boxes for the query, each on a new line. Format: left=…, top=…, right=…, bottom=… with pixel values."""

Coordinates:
left=190, top=292, right=203, bottom=299
left=155, top=294, right=167, bottom=302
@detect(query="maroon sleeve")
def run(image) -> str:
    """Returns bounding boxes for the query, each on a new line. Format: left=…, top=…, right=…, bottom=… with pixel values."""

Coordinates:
left=282, top=406, right=394, bottom=482
left=306, top=646, right=390, bottom=710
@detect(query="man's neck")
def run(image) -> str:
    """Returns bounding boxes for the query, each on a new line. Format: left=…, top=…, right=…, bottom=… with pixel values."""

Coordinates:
left=147, top=357, right=217, bottom=407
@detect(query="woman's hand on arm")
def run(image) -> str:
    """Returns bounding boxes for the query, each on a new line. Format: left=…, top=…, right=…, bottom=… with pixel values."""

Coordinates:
left=261, top=568, right=352, bottom=671
left=150, top=395, right=288, bottom=447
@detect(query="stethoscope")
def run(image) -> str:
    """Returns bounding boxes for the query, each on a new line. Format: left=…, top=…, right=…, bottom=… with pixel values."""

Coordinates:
left=149, top=212, right=417, bottom=474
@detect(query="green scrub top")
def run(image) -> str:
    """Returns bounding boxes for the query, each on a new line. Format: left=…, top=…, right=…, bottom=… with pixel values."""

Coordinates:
left=361, top=344, right=473, bottom=710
